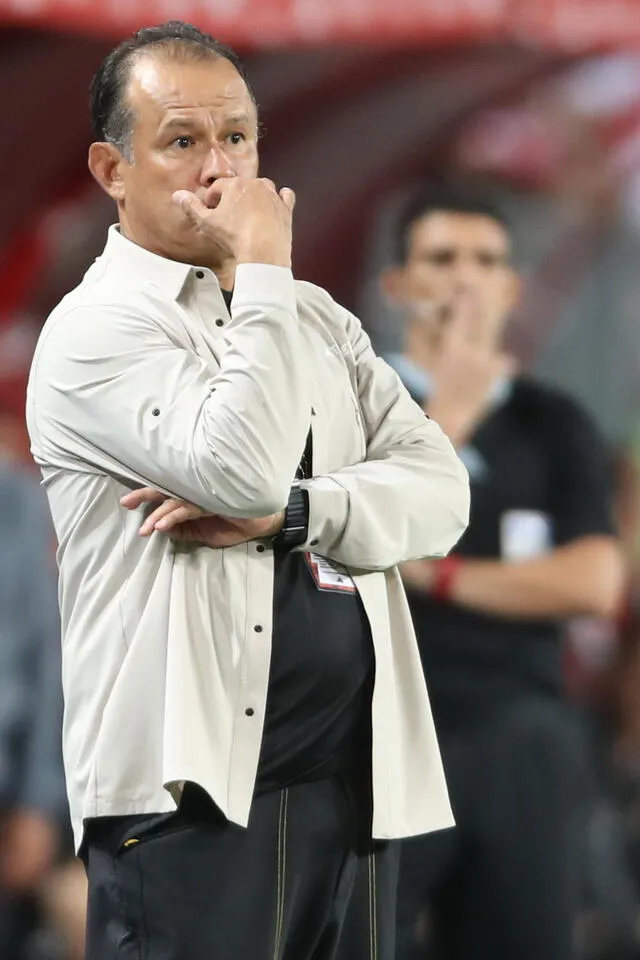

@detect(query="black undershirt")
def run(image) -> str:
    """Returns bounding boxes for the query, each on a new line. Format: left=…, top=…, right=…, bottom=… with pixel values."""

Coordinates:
left=257, top=541, right=374, bottom=790
left=220, top=289, right=374, bottom=790
left=401, top=375, right=615, bottom=731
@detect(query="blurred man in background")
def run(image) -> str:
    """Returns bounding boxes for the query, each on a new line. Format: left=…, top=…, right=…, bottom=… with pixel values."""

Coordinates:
left=0, top=447, right=74, bottom=959
left=382, top=182, right=626, bottom=960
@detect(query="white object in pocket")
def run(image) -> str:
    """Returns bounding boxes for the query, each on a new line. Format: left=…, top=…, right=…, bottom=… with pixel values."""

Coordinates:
left=500, top=510, right=553, bottom=562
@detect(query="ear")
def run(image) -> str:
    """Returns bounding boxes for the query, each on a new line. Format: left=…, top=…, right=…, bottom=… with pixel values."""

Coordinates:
left=88, top=142, right=127, bottom=202
left=379, top=264, right=406, bottom=305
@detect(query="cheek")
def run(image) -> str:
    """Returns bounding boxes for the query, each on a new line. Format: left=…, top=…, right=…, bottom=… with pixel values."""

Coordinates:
left=127, top=175, right=186, bottom=226
left=491, top=280, right=514, bottom=311
left=410, top=268, right=448, bottom=299
left=125, top=164, right=164, bottom=198
left=141, top=153, right=201, bottom=184
left=238, top=146, right=259, bottom=178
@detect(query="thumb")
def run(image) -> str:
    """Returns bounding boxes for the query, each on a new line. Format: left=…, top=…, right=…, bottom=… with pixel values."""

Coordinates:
left=279, top=187, right=296, bottom=213
left=447, top=291, right=483, bottom=344
left=172, top=190, right=211, bottom=224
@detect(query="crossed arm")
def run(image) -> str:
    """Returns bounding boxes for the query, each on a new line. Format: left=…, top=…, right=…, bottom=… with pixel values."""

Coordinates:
left=31, top=275, right=469, bottom=569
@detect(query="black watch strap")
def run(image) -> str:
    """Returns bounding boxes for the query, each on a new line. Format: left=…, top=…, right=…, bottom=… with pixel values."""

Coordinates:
left=272, top=484, right=309, bottom=550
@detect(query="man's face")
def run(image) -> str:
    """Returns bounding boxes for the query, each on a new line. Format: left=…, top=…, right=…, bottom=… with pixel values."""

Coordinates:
left=391, top=210, right=519, bottom=345
left=98, top=53, right=259, bottom=265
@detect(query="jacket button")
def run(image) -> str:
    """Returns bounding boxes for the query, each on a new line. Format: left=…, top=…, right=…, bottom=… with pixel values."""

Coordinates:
left=245, top=707, right=255, bottom=717
left=256, top=544, right=265, bottom=553
left=195, top=270, right=205, bottom=279
left=310, top=539, right=319, bottom=547
left=215, top=318, right=224, bottom=327
left=254, top=624, right=263, bottom=633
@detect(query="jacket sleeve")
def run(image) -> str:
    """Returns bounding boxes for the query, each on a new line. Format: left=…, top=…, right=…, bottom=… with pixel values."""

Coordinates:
left=28, top=265, right=311, bottom=519
left=297, top=304, right=470, bottom=570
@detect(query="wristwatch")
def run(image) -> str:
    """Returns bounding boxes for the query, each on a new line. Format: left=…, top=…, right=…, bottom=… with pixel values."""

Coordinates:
left=272, top=483, right=309, bottom=549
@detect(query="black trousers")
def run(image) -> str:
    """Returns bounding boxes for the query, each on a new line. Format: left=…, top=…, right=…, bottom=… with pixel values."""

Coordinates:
left=83, top=777, right=399, bottom=960
left=396, top=696, right=590, bottom=960
left=0, top=892, right=39, bottom=959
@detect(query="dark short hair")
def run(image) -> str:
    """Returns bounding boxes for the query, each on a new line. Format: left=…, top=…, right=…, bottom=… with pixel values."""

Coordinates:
left=394, top=181, right=512, bottom=264
left=89, top=20, right=255, bottom=157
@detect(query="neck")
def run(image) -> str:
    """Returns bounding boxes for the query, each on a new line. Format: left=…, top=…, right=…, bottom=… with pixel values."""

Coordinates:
left=212, top=260, right=236, bottom=292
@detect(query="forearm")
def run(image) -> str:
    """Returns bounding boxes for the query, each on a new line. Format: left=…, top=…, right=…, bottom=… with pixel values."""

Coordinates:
left=290, top=301, right=469, bottom=569
left=207, top=265, right=311, bottom=514
left=298, top=424, right=469, bottom=570
left=449, top=538, right=625, bottom=619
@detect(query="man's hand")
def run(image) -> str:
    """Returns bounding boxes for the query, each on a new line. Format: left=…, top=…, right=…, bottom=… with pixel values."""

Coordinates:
left=120, top=488, right=284, bottom=547
left=173, top=178, right=295, bottom=268
left=426, top=292, right=516, bottom=447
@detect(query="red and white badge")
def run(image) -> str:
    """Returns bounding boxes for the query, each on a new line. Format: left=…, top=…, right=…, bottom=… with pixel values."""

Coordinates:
left=304, top=552, right=356, bottom=594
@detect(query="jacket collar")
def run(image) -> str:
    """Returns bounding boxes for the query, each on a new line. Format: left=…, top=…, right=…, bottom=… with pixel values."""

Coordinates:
left=104, top=225, right=218, bottom=301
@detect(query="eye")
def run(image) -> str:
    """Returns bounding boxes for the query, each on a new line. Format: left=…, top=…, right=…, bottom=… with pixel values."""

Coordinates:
left=227, top=132, right=246, bottom=145
left=425, top=250, right=456, bottom=267
left=173, top=135, right=195, bottom=149
left=477, top=252, right=506, bottom=269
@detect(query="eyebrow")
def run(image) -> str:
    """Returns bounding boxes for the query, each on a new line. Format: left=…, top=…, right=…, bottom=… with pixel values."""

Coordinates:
left=421, top=246, right=509, bottom=258
left=223, top=112, right=253, bottom=126
left=159, top=112, right=254, bottom=135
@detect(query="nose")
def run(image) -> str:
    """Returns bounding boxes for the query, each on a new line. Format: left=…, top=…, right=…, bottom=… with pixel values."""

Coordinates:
left=452, top=257, right=483, bottom=291
left=200, top=143, right=236, bottom=188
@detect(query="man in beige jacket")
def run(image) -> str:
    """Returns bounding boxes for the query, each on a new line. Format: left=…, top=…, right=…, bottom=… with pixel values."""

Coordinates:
left=26, top=20, right=469, bottom=960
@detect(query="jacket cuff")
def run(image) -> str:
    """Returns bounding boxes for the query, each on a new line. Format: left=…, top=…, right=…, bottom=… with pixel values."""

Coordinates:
left=232, top=264, right=297, bottom=318
left=272, top=484, right=309, bottom=549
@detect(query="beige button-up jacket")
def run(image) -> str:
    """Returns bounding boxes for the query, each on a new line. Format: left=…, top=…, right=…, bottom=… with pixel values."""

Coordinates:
left=26, top=226, right=469, bottom=850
